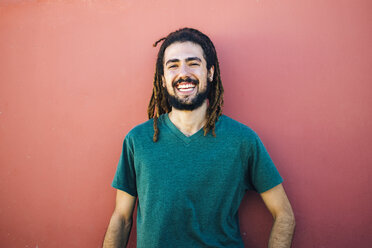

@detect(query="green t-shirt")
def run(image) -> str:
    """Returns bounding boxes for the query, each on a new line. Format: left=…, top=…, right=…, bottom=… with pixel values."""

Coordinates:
left=112, top=114, right=283, bottom=248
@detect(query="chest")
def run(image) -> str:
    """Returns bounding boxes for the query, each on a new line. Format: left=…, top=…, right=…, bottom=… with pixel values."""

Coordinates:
left=133, top=139, right=246, bottom=198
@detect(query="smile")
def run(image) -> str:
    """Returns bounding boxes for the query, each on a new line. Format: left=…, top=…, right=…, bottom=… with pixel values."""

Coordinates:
left=176, top=83, right=196, bottom=92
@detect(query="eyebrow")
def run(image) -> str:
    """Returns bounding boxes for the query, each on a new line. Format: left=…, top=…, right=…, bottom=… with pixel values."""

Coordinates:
left=186, top=57, right=202, bottom=63
left=165, top=57, right=202, bottom=66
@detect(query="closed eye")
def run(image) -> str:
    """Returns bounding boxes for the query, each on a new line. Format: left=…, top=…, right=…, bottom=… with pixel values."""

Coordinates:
left=168, top=64, right=178, bottom=69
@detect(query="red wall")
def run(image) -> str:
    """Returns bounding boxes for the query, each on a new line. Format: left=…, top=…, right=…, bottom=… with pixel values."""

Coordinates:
left=1, top=1, right=371, bottom=247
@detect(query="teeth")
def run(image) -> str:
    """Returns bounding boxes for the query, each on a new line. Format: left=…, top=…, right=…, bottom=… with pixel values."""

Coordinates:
left=177, top=84, right=195, bottom=89
left=179, top=88, right=194, bottom=92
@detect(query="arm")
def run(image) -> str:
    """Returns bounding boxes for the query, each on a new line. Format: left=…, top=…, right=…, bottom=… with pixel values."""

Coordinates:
left=103, top=189, right=137, bottom=248
left=260, top=184, right=296, bottom=248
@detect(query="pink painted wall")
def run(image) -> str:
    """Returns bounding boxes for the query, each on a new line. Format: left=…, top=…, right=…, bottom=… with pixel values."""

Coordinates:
left=0, top=0, right=371, bottom=247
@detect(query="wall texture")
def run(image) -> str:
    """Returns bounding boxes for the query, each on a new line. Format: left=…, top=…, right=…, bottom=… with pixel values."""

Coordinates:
left=0, top=0, right=371, bottom=247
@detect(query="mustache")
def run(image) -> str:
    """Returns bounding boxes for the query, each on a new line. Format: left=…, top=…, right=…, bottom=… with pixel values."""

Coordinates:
left=172, top=77, right=199, bottom=87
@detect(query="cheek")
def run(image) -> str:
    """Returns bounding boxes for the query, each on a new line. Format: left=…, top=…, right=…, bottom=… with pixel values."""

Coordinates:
left=191, top=68, right=207, bottom=78
left=166, top=71, right=178, bottom=78
left=164, top=71, right=174, bottom=80
left=163, top=76, right=174, bottom=88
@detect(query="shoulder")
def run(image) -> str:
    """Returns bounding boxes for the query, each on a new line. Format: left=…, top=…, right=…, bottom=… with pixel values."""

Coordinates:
left=127, top=118, right=154, bottom=138
left=119, top=119, right=154, bottom=149
left=124, top=114, right=168, bottom=142
left=123, top=118, right=156, bottom=144
left=217, top=115, right=259, bottom=140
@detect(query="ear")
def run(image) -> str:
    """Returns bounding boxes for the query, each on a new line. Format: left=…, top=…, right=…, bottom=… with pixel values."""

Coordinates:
left=208, top=66, right=215, bottom=82
left=162, top=76, right=166, bottom=87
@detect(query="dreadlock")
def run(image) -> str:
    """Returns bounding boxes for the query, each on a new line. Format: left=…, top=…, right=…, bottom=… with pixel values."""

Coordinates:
left=148, top=28, right=224, bottom=142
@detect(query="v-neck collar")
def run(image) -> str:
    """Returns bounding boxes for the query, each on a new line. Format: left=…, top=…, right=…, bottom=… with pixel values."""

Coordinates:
left=163, top=113, right=205, bottom=145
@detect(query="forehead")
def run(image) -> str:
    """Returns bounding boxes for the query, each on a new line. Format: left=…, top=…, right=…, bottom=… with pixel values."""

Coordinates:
left=163, top=41, right=205, bottom=63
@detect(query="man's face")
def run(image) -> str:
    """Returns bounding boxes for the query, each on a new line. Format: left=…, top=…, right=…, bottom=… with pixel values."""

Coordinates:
left=162, top=41, right=214, bottom=111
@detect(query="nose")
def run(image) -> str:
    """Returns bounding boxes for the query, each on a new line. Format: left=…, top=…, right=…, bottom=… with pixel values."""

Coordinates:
left=179, top=63, right=190, bottom=77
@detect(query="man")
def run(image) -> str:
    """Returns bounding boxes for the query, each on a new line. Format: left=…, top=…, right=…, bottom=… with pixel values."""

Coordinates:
left=103, top=28, right=295, bottom=248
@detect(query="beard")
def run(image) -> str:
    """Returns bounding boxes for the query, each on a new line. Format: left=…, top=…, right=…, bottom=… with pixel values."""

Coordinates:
left=164, top=77, right=211, bottom=111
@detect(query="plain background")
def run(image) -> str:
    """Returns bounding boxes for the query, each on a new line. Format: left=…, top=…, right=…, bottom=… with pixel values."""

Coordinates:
left=0, top=0, right=371, bottom=247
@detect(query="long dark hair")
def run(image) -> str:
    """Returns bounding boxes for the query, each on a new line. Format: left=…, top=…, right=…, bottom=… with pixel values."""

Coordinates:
left=148, top=28, right=224, bottom=142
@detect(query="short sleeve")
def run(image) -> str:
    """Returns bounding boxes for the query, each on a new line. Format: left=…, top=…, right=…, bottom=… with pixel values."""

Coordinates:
left=245, top=132, right=283, bottom=193
left=112, top=135, right=137, bottom=197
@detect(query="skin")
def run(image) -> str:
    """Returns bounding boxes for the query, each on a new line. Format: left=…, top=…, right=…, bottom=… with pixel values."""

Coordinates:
left=102, top=41, right=295, bottom=248
left=102, top=190, right=136, bottom=248
left=162, top=41, right=214, bottom=135
left=261, top=184, right=296, bottom=248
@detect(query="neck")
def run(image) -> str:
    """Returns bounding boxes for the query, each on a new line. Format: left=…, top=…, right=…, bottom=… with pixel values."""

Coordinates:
left=168, top=101, right=208, bottom=137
